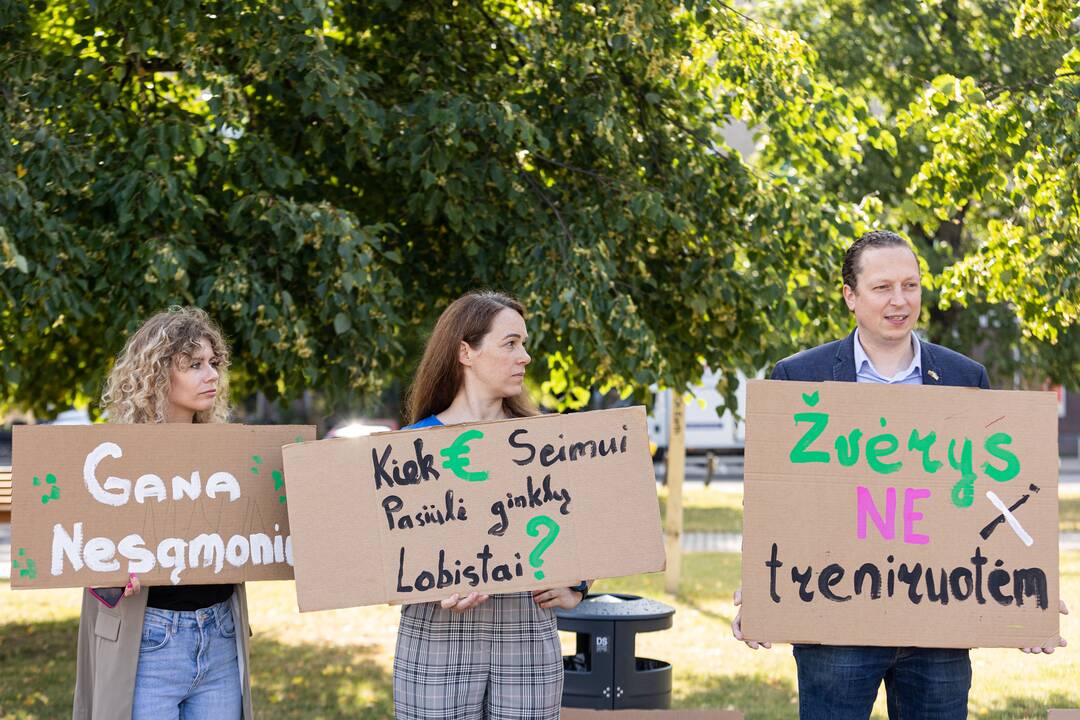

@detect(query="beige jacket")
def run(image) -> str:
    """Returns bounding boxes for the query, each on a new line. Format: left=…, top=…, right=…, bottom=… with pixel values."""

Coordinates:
left=72, top=585, right=253, bottom=720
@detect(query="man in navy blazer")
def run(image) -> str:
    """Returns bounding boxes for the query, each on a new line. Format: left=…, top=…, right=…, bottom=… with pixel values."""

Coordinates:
left=732, top=231, right=1064, bottom=720
left=773, top=231, right=984, bottom=720
left=770, top=321, right=990, bottom=388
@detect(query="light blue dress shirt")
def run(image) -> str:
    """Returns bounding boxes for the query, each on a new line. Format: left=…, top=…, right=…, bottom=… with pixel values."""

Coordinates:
left=853, top=328, right=923, bottom=385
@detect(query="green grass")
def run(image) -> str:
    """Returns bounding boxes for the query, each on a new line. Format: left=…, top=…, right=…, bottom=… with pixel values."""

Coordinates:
left=598, top=552, right=1080, bottom=719
left=657, top=485, right=744, bottom=533
left=0, top=582, right=399, bottom=719
left=0, top=486, right=1076, bottom=718
left=3, top=549, right=1079, bottom=719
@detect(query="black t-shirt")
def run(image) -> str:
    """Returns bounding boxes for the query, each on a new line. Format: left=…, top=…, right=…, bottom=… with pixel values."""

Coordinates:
left=147, top=584, right=234, bottom=611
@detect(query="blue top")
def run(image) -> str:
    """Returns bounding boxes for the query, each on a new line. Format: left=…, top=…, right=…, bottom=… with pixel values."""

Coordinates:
left=853, top=328, right=923, bottom=385
left=404, top=415, right=444, bottom=430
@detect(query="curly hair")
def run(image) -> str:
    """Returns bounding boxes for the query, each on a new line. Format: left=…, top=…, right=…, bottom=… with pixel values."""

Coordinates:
left=101, top=306, right=232, bottom=424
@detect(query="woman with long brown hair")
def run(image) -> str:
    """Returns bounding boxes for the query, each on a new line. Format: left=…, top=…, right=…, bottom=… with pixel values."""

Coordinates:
left=73, top=306, right=253, bottom=720
left=393, top=291, right=589, bottom=719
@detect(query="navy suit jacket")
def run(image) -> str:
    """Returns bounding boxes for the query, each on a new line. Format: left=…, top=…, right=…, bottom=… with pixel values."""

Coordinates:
left=771, top=330, right=990, bottom=389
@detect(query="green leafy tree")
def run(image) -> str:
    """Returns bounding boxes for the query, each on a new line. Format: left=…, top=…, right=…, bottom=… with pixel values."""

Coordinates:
left=1, top=0, right=884, bottom=417
left=758, top=0, right=1080, bottom=386
left=4, top=0, right=1073, bottom=420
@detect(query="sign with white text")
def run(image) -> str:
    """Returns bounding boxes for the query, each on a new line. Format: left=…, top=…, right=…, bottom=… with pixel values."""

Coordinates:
left=741, top=381, right=1059, bottom=648
left=11, top=424, right=315, bottom=588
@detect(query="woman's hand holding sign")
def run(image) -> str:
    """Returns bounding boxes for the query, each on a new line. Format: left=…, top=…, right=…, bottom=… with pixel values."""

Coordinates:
left=89, top=574, right=141, bottom=608
left=443, top=585, right=587, bottom=612
left=532, top=585, right=586, bottom=611
left=440, top=592, right=490, bottom=612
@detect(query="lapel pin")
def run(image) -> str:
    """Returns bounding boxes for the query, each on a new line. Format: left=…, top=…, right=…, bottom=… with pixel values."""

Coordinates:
left=928, top=370, right=940, bottom=381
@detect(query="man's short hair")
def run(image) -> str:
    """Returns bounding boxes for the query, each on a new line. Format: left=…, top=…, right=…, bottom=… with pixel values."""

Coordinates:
left=842, top=230, right=915, bottom=291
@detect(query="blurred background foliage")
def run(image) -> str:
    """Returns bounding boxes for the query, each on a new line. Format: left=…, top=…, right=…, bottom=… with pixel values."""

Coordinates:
left=1, top=0, right=1077, bottom=421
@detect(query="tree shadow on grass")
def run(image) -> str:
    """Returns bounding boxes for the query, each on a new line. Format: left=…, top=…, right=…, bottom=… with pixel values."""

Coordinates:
left=675, top=679, right=1080, bottom=720
left=673, top=552, right=741, bottom=624
left=678, top=672, right=798, bottom=720
left=678, top=597, right=735, bottom=625
left=675, top=673, right=1080, bottom=720
left=0, top=618, right=79, bottom=719
left=0, top=618, right=393, bottom=720
left=980, top=692, right=1080, bottom=719
left=250, top=635, right=392, bottom=719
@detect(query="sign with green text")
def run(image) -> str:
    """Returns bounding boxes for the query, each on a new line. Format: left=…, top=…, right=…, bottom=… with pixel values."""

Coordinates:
left=741, top=381, right=1059, bottom=648
left=10, top=424, right=316, bottom=589
left=282, top=407, right=665, bottom=611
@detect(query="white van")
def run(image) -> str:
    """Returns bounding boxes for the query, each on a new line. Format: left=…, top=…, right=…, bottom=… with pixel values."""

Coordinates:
left=647, top=369, right=751, bottom=459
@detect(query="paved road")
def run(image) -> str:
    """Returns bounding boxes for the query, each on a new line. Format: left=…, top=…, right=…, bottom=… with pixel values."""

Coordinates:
left=654, top=456, right=1080, bottom=485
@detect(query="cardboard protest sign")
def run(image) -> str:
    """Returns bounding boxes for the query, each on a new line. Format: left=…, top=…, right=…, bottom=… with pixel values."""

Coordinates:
left=282, top=407, right=664, bottom=611
left=741, top=380, right=1059, bottom=648
left=560, top=710, right=743, bottom=720
left=10, top=424, right=315, bottom=589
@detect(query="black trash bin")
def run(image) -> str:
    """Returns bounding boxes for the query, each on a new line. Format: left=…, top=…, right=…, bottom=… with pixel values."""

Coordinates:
left=556, top=593, right=674, bottom=709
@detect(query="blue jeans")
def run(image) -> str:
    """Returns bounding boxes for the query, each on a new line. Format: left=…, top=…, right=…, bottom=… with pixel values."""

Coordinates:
left=793, top=644, right=971, bottom=720
left=132, top=599, right=242, bottom=720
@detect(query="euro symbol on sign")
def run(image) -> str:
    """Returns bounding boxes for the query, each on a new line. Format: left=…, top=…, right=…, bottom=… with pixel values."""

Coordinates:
left=440, top=429, right=489, bottom=482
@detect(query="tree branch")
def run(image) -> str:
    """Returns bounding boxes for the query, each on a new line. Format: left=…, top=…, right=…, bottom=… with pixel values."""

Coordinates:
left=984, top=71, right=1080, bottom=99
left=712, top=1, right=765, bottom=28
left=518, top=164, right=573, bottom=253
left=903, top=0, right=945, bottom=70
left=530, top=152, right=621, bottom=186
left=468, top=0, right=525, bottom=69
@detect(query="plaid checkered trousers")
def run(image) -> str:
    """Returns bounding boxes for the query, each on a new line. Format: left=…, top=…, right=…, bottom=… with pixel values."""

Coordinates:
left=393, top=592, right=564, bottom=719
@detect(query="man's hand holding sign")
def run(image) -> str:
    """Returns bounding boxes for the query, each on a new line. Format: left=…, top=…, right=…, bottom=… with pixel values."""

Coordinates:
left=281, top=406, right=664, bottom=611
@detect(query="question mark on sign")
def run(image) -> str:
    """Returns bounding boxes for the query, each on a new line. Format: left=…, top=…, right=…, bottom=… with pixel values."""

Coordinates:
left=526, top=515, right=561, bottom=580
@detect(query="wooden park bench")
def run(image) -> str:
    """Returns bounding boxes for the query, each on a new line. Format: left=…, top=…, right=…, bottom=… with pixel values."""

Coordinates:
left=0, top=466, right=12, bottom=524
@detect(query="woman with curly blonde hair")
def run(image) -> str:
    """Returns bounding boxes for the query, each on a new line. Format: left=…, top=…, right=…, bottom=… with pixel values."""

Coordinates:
left=100, top=307, right=232, bottom=425
left=73, top=306, right=254, bottom=720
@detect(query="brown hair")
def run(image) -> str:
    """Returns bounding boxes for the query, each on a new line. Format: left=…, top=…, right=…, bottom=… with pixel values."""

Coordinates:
left=405, top=291, right=538, bottom=424
left=101, top=306, right=232, bottom=424
left=842, top=230, right=916, bottom=292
